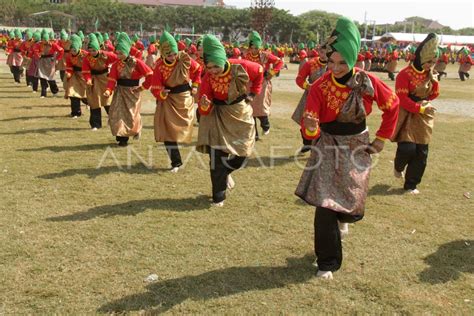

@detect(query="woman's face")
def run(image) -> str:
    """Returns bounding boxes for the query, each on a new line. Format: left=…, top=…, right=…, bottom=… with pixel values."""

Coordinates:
left=422, top=57, right=437, bottom=71
left=165, top=52, right=177, bottom=63
left=71, top=48, right=79, bottom=55
left=328, top=52, right=350, bottom=78
left=206, top=62, right=224, bottom=76
left=117, top=51, right=127, bottom=60
left=250, top=46, right=259, bottom=55
left=88, top=48, right=98, bottom=56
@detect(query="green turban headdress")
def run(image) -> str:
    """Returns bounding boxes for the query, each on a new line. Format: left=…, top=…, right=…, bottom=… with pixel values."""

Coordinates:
left=60, top=29, right=68, bottom=40
left=70, top=34, right=82, bottom=51
left=115, top=32, right=133, bottom=56
left=248, top=31, right=262, bottom=49
left=160, top=30, right=178, bottom=58
left=202, top=34, right=227, bottom=68
left=324, top=16, right=361, bottom=69
left=88, top=33, right=100, bottom=50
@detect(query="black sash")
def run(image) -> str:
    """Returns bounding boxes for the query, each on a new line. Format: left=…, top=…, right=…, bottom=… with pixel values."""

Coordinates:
left=320, top=119, right=367, bottom=136
left=73, top=66, right=82, bottom=72
left=41, top=54, right=54, bottom=58
left=91, top=68, right=108, bottom=75
left=117, top=78, right=139, bottom=87
left=165, top=83, right=191, bottom=94
left=213, top=94, right=247, bottom=106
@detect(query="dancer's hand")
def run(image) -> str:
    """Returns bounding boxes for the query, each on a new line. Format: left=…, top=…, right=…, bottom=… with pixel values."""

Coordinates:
left=86, top=80, right=92, bottom=86
left=132, top=86, right=144, bottom=94
left=423, top=105, right=436, bottom=116
left=103, top=90, right=111, bottom=98
left=303, top=112, right=319, bottom=131
left=160, top=89, right=170, bottom=99
left=366, top=138, right=385, bottom=154
left=191, top=87, right=198, bottom=95
left=199, top=95, right=211, bottom=111
left=66, top=73, right=72, bottom=79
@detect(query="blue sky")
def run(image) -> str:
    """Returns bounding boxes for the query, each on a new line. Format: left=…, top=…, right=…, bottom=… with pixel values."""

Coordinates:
left=225, top=0, right=474, bottom=30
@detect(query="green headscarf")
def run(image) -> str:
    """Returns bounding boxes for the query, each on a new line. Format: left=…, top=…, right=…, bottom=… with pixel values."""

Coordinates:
left=298, top=42, right=305, bottom=50
left=202, top=34, right=227, bottom=68
left=14, top=29, right=22, bottom=39
left=185, top=38, right=192, bottom=47
left=42, top=31, right=50, bottom=42
left=248, top=31, right=262, bottom=49
left=78, top=30, right=84, bottom=41
left=308, top=40, right=316, bottom=50
left=174, top=34, right=181, bottom=41
left=60, top=29, right=68, bottom=40
left=96, top=32, right=104, bottom=46
left=326, top=16, right=361, bottom=69
left=88, top=33, right=100, bottom=50
left=149, top=35, right=156, bottom=43
left=132, top=34, right=139, bottom=43
left=233, top=41, right=239, bottom=48
left=160, top=30, right=178, bottom=57
left=196, top=37, right=203, bottom=49
left=103, top=33, right=109, bottom=41
left=70, top=34, right=82, bottom=51
left=26, top=29, right=33, bottom=40
left=115, top=32, right=133, bottom=56
left=33, top=31, right=41, bottom=42
left=49, top=31, right=55, bottom=40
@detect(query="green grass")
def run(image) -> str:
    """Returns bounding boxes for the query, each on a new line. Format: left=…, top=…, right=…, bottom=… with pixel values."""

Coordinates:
left=0, top=61, right=473, bottom=314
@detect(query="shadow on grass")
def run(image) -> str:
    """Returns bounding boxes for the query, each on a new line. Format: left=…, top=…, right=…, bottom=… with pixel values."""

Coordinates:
left=38, top=163, right=165, bottom=179
left=46, top=195, right=211, bottom=222
left=0, top=127, right=88, bottom=135
left=14, top=104, right=68, bottom=109
left=418, top=240, right=473, bottom=284
left=0, top=95, right=34, bottom=99
left=19, top=143, right=112, bottom=153
left=368, top=184, right=406, bottom=196
left=97, top=254, right=314, bottom=313
left=245, top=155, right=296, bottom=168
left=0, top=115, right=66, bottom=122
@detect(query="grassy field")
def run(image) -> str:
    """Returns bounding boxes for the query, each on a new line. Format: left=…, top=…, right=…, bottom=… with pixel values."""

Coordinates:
left=0, top=60, right=473, bottom=314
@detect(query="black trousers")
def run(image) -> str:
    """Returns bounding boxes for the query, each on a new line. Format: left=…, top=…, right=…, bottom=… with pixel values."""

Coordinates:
left=254, top=116, right=270, bottom=139
left=10, top=66, right=22, bottom=83
left=40, top=78, right=59, bottom=97
left=59, top=70, right=65, bottom=82
left=70, top=97, right=82, bottom=117
left=30, top=76, right=39, bottom=92
left=116, top=136, right=129, bottom=144
left=459, top=71, right=470, bottom=81
left=388, top=72, right=395, bottom=81
left=394, top=142, right=429, bottom=190
left=164, top=141, right=183, bottom=168
left=89, top=108, right=108, bottom=128
left=208, top=147, right=247, bottom=203
left=315, top=207, right=363, bottom=272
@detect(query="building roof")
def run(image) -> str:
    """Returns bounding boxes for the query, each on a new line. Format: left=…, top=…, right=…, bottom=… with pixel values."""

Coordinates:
left=379, top=32, right=474, bottom=44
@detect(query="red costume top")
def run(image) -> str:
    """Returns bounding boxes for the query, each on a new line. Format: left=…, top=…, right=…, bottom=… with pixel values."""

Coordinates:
left=149, top=55, right=202, bottom=101
left=104, top=40, right=115, bottom=52
left=31, top=41, right=64, bottom=60
left=459, top=55, right=473, bottom=65
left=243, top=50, right=284, bottom=76
left=437, top=53, right=449, bottom=64
left=301, top=69, right=399, bottom=140
left=82, top=50, right=118, bottom=81
left=295, top=57, right=327, bottom=90
left=106, top=57, right=153, bottom=92
left=66, top=49, right=88, bottom=76
left=6, top=38, right=22, bottom=54
left=198, top=59, right=264, bottom=116
left=395, top=64, right=440, bottom=113
left=364, top=51, right=373, bottom=60
left=147, top=43, right=158, bottom=55
left=357, top=53, right=365, bottom=61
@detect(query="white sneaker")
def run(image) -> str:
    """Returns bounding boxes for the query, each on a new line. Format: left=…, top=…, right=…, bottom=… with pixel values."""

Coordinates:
left=338, top=222, right=349, bottom=240
left=91, top=127, right=98, bottom=131
left=32, top=91, right=37, bottom=94
left=406, top=189, right=420, bottom=195
left=211, top=201, right=224, bottom=207
left=40, top=96, right=45, bottom=99
left=263, top=129, right=270, bottom=135
left=312, top=259, right=318, bottom=268
left=316, top=270, right=333, bottom=279
left=72, top=116, right=78, bottom=119
left=227, top=175, right=235, bottom=190
left=394, top=169, right=404, bottom=179
left=170, top=167, right=179, bottom=173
